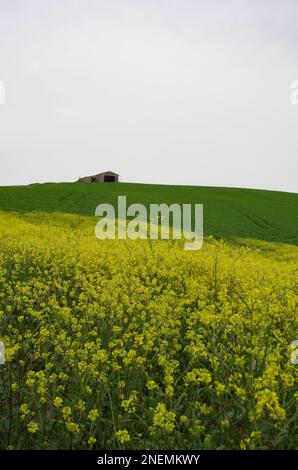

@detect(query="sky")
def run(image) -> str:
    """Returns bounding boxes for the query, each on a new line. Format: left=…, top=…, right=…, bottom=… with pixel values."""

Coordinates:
left=0, top=0, right=297, bottom=192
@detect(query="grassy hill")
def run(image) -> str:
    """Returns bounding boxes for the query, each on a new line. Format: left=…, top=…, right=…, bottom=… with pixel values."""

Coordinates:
left=0, top=182, right=297, bottom=245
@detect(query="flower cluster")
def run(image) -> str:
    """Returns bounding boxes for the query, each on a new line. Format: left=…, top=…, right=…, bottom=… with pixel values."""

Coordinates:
left=0, top=211, right=297, bottom=450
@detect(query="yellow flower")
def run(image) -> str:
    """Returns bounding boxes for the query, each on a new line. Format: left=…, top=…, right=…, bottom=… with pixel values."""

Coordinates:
left=87, top=409, right=99, bottom=422
left=88, top=437, right=97, bottom=446
left=112, top=326, right=122, bottom=333
left=165, top=384, right=174, bottom=398
left=147, top=380, right=158, bottom=391
left=66, top=421, right=80, bottom=433
left=185, top=368, right=212, bottom=386
left=62, top=407, right=72, bottom=420
left=20, top=403, right=30, bottom=420
left=26, top=378, right=35, bottom=388
left=121, top=391, right=138, bottom=414
left=76, top=399, right=86, bottom=411
left=180, top=415, right=188, bottom=424
left=215, top=382, right=226, bottom=397
left=53, top=397, right=63, bottom=408
left=153, top=403, right=176, bottom=432
left=116, top=429, right=131, bottom=445
left=255, top=389, right=286, bottom=421
left=240, top=431, right=261, bottom=449
left=220, top=419, right=229, bottom=429
left=27, top=421, right=39, bottom=434
left=198, top=403, right=212, bottom=415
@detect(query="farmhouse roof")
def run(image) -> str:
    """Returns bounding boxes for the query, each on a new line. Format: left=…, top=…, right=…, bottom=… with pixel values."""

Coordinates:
left=94, top=171, right=119, bottom=177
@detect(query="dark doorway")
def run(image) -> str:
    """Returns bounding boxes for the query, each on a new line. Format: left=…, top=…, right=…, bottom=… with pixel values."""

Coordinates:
left=104, top=175, right=116, bottom=182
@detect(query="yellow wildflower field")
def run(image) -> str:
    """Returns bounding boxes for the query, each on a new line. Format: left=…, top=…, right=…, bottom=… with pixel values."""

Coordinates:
left=0, top=211, right=297, bottom=449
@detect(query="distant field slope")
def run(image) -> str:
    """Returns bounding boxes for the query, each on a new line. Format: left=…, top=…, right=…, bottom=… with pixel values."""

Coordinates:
left=0, top=183, right=297, bottom=244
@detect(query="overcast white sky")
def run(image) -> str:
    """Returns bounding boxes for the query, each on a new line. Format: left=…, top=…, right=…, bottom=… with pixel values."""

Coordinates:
left=0, top=0, right=297, bottom=191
